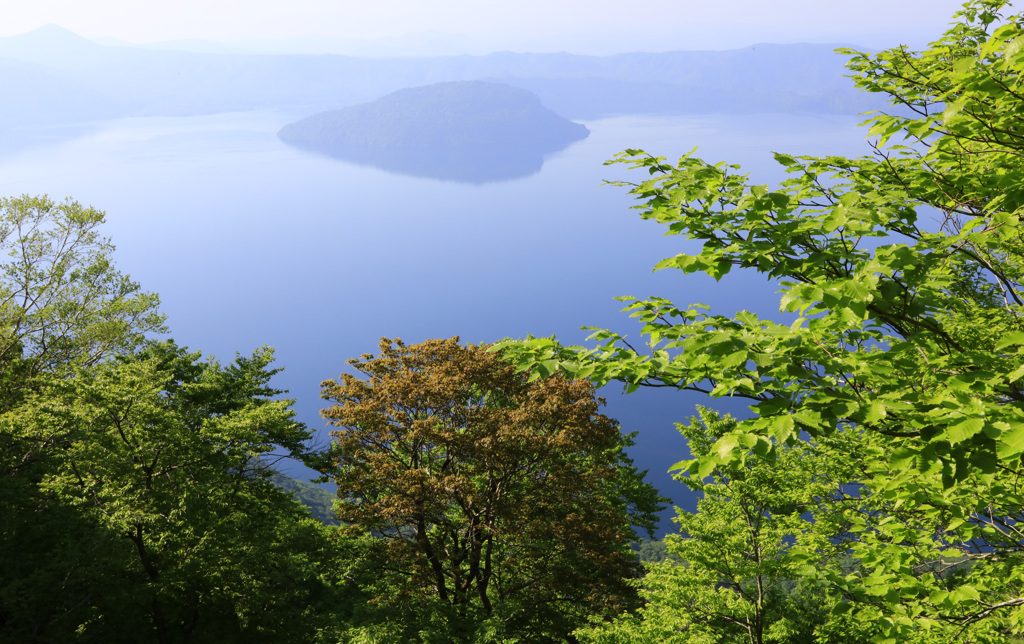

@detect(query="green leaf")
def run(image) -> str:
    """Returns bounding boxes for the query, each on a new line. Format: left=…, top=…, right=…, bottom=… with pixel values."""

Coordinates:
left=715, top=434, right=740, bottom=461
left=769, top=414, right=796, bottom=442
left=995, top=331, right=1024, bottom=351
left=890, top=446, right=917, bottom=469
left=998, top=424, right=1024, bottom=460
left=773, top=152, right=799, bottom=167
left=945, top=417, right=984, bottom=445
left=696, top=456, right=718, bottom=479
left=669, top=458, right=695, bottom=473
left=942, top=96, right=968, bottom=124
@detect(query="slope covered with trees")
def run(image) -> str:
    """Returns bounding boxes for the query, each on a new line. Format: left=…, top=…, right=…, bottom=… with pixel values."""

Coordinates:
left=0, top=197, right=369, bottom=642
left=0, top=203, right=666, bottom=642
left=9, top=1, right=1024, bottom=642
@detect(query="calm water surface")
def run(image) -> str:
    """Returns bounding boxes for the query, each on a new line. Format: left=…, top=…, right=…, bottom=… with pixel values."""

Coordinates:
left=0, top=109, right=871, bottom=530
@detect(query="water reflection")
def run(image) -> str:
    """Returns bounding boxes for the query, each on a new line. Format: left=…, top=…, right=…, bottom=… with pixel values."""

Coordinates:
left=0, top=123, right=102, bottom=159
left=279, top=137, right=586, bottom=184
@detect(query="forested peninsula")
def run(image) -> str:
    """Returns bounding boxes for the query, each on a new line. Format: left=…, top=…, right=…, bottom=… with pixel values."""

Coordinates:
left=5, top=2, right=1024, bottom=643
left=277, top=81, right=588, bottom=181
left=279, top=81, right=588, bottom=150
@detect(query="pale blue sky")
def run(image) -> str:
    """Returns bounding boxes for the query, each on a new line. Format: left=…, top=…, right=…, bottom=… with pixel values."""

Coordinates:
left=1, top=0, right=975, bottom=53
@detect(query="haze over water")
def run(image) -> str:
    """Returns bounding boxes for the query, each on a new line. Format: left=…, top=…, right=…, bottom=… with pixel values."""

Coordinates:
left=0, top=108, right=870, bottom=528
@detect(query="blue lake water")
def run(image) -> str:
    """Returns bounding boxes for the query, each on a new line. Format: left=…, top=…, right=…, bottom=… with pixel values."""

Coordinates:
left=0, top=109, right=873, bottom=532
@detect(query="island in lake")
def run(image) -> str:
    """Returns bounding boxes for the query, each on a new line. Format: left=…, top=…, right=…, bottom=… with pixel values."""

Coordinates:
left=278, top=81, right=590, bottom=183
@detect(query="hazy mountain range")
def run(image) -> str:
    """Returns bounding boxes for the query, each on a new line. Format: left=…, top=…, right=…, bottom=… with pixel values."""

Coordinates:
left=0, top=24, right=885, bottom=132
left=93, top=30, right=494, bottom=58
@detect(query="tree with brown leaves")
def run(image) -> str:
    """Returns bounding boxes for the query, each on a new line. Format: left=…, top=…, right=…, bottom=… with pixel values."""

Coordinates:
left=320, top=337, right=665, bottom=642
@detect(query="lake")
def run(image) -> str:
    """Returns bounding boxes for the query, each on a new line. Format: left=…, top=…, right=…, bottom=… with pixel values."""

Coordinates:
left=0, top=108, right=872, bottom=531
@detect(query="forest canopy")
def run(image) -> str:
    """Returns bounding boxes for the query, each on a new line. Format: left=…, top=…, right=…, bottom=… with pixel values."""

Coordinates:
left=0, top=197, right=367, bottom=642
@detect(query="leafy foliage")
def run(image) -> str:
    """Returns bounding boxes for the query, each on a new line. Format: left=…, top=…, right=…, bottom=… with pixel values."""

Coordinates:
left=497, top=1, right=1024, bottom=640
left=0, top=195, right=164, bottom=388
left=580, top=409, right=855, bottom=644
left=320, top=337, right=666, bottom=643
left=0, top=194, right=389, bottom=643
left=0, top=340, right=367, bottom=642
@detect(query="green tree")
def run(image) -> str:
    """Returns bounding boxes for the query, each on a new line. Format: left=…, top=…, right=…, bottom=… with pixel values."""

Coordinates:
left=0, top=340, right=367, bottom=643
left=498, top=1, right=1024, bottom=640
left=0, top=195, right=375, bottom=642
left=578, top=409, right=853, bottom=644
left=320, top=337, right=667, bottom=643
left=0, top=195, right=164, bottom=389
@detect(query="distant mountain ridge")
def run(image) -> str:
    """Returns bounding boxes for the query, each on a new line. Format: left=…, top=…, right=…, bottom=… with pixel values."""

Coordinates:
left=0, top=25, right=885, bottom=127
left=0, top=24, right=107, bottom=68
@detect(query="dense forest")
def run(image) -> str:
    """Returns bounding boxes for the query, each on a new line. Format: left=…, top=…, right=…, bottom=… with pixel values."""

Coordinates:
left=4, top=1, right=1024, bottom=642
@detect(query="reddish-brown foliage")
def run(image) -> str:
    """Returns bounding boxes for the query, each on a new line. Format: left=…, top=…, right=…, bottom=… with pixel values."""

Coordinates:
left=320, top=337, right=662, bottom=638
